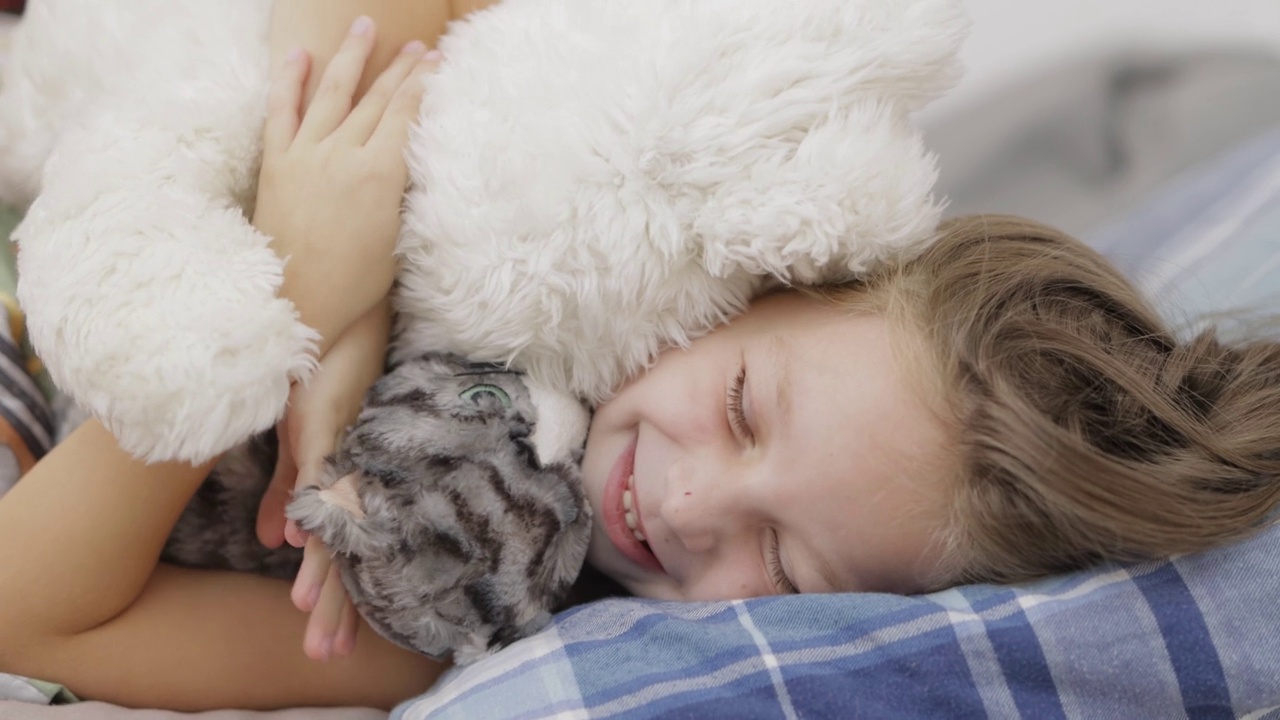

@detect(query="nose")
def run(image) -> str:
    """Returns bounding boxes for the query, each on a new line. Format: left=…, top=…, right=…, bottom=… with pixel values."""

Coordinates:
left=659, top=455, right=741, bottom=555
left=657, top=456, right=778, bottom=600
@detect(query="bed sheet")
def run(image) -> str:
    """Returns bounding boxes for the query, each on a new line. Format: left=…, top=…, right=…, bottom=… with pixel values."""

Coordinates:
left=0, top=702, right=385, bottom=720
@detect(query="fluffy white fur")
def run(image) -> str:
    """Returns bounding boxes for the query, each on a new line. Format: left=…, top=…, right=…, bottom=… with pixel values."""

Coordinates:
left=0, top=0, right=968, bottom=464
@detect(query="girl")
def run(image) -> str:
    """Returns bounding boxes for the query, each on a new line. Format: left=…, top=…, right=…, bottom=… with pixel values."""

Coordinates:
left=1, top=17, right=1279, bottom=715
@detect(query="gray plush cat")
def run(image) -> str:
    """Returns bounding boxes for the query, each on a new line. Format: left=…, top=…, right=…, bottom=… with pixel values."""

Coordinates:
left=160, top=353, right=591, bottom=664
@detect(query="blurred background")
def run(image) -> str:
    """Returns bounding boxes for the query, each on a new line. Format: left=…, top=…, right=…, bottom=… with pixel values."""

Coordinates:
left=921, top=0, right=1280, bottom=238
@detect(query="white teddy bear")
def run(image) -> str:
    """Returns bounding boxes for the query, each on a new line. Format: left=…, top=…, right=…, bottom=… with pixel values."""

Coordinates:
left=0, top=0, right=967, bottom=464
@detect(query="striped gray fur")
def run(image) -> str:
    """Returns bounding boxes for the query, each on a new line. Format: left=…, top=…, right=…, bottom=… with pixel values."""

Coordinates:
left=161, top=430, right=304, bottom=579
left=160, top=353, right=591, bottom=664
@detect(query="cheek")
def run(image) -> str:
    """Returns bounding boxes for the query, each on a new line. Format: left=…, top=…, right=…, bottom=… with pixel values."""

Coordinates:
left=586, top=364, right=662, bottom=441
left=580, top=419, right=609, bottom=498
left=582, top=343, right=725, bottom=467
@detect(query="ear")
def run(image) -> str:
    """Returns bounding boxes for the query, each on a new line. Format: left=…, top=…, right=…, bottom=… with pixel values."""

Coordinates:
left=317, top=473, right=366, bottom=519
left=523, top=378, right=590, bottom=467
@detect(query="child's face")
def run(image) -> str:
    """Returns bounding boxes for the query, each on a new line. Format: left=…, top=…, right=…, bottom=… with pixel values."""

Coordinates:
left=582, top=292, right=954, bottom=601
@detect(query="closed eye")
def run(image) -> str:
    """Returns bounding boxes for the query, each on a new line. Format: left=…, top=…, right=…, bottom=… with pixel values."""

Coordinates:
left=727, top=364, right=753, bottom=443
left=767, top=528, right=799, bottom=595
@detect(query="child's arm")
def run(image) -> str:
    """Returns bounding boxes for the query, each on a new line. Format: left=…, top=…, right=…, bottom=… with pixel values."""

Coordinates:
left=0, top=421, right=442, bottom=711
left=0, top=25, right=445, bottom=712
left=267, top=0, right=451, bottom=107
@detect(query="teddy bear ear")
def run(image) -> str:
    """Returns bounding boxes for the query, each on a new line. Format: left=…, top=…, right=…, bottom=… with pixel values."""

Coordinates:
left=316, top=473, right=366, bottom=519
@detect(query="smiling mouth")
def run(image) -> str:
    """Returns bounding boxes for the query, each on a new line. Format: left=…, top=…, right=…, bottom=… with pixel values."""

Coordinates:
left=606, top=437, right=665, bottom=574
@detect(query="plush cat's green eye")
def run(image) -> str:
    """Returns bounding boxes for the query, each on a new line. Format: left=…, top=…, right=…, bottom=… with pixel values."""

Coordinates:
left=460, top=383, right=512, bottom=408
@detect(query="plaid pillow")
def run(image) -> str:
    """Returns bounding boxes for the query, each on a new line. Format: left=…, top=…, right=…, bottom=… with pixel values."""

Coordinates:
left=397, top=521, right=1280, bottom=719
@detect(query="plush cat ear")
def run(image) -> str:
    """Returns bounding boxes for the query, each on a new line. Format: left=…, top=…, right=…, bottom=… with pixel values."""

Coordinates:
left=524, top=378, right=589, bottom=467
left=317, top=473, right=366, bottom=519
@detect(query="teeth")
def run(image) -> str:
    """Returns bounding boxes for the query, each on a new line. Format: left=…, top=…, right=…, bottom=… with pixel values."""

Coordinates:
left=623, top=475, right=644, bottom=542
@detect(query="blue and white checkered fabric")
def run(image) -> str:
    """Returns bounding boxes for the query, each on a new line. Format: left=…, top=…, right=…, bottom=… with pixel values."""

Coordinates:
left=396, top=520, right=1280, bottom=719
left=397, top=128, right=1280, bottom=719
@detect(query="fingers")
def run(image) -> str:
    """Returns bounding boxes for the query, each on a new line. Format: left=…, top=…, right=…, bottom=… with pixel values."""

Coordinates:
left=290, top=404, right=340, bottom=502
left=366, top=53, right=439, bottom=155
left=294, top=537, right=358, bottom=661
left=263, top=48, right=310, bottom=156
left=284, top=305, right=388, bottom=545
left=337, top=40, right=432, bottom=145
left=292, top=536, right=331, bottom=612
left=285, top=407, right=343, bottom=549
left=284, top=518, right=310, bottom=549
left=282, top=404, right=309, bottom=549
left=304, top=563, right=352, bottom=661
left=333, top=600, right=360, bottom=657
left=254, top=420, right=296, bottom=549
left=281, top=379, right=323, bottom=549
left=296, top=15, right=378, bottom=143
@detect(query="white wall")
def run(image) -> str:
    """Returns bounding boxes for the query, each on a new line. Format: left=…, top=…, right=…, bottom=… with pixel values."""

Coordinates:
left=926, top=0, right=1280, bottom=120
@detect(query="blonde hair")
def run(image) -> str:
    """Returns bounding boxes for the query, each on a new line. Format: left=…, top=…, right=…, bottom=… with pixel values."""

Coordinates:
left=809, top=215, right=1280, bottom=587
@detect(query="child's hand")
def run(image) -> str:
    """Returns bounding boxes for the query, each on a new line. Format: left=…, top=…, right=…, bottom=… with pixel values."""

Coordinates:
left=253, top=17, right=437, bottom=352
left=255, top=300, right=391, bottom=660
